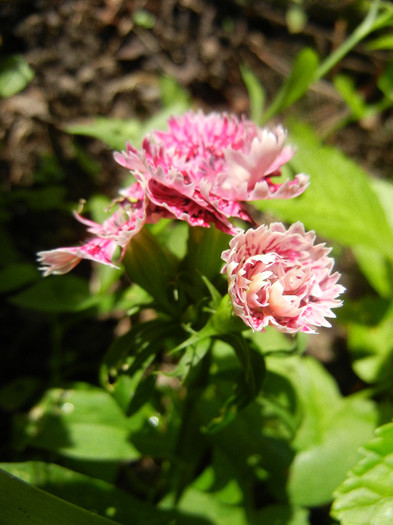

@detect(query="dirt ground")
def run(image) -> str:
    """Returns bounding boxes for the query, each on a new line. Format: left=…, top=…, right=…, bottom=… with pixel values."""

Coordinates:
left=1, top=0, right=393, bottom=190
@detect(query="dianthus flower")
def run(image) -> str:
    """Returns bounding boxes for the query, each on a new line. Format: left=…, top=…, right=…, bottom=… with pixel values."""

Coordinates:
left=221, top=222, right=345, bottom=334
left=37, top=183, right=148, bottom=275
left=38, top=110, right=309, bottom=275
left=114, top=110, right=309, bottom=235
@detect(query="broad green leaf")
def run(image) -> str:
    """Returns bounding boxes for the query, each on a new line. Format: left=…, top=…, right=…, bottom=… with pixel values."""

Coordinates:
left=269, top=357, right=378, bottom=506
left=353, top=245, right=392, bottom=298
left=0, top=263, right=39, bottom=293
left=252, top=504, right=310, bottom=525
left=347, top=301, right=393, bottom=384
left=161, top=467, right=248, bottom=525
left=288, top=396, right=377, bottom=507
left=372, top=177, right=393, bottom=230
left=9, top=274, right=97, bottom=313
left=0, top=468, right=117, bottom=525
left=66, top=118, right=143, bottom=151
left=262, top=48, right=319, bottom=122
left=20, top=385, right=143, bottom=460
left=248, top=327, right=308, bottom=356
left=331, top=421, right=393, bottom=525
left=351, top=176, right=393, bottom=297
left=267, top=356, right=342, bottom=449
left=257, top=121, right=393, bottom=260
left=0, top=55, right=34, bottom=97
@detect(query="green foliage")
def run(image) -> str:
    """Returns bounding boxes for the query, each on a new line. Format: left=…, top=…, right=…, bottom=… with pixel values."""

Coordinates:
left=4, top=3, right=393, bottom=524
left=66, top=77, right=191, bottom=150
left=0, top=468, right=118, bottom=525
left=331, top=421, right=393, bottom=525
left=0, top=54, right=34, bottom=97
left=262, top=48, right=319, bottom=124
left=255, top=121, right=393, bottom=296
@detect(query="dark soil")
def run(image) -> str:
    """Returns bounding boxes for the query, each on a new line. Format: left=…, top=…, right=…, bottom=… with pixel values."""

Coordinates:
left=1, top=0, right=392, bottom=191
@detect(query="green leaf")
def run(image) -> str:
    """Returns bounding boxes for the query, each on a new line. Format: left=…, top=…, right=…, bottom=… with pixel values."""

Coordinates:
left=239, top=63, right=265, bottom=124
left=378, top=60, right=393, bottom=102
left=100, top=319, right=178, bottom=413
left=252, top=504, right=310, bottom=525
left=331, top=421, right=393, bottom=525
left=347, top=301, right=393, bottom=384
left=288, top=396, right=377, bottom=506
left=257, top=121, right=393, bottom=260
left=132, top=8, right=155, bottom=29
left=9, top=275, right=97, bottom=313
left=0, top=468, right=117, bottom=525
left=0, top=55, right=34, bottom=97
left=161, top=468, right=248, bottom=525
left=0, top=263, right=39, bottom=293
left=65, top=85, right=190, bottom=151
left=160, top=75, right=190, bottom=110
left=66, top=117, right=143, bottom=151
left=262, top=48, right=319, bottom=122
left=334, top=74, right=368, bottom=119
left=203, top=335, right=265, bottom=434
left=20, top=385, right=142, bottom=460
left=0, top=461, right=201, bottom=525
left=353, top=245, right=393, bottom=298
left=366, top=33, right=393, bottom=50
left=269, top=357, right=379, bottom=506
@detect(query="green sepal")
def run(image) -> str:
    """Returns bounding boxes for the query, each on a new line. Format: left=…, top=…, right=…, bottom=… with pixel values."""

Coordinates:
left=122, top=227, right=180, bottom=316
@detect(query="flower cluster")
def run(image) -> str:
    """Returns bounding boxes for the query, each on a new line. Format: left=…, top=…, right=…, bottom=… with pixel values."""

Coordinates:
left=38, top=110, right=308, bottom=274
left=38, top=110, right=343, bottom=333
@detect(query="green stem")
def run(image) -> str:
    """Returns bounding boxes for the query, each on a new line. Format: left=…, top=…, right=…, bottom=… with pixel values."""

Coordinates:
left=315, top=0, right=381, bottom=80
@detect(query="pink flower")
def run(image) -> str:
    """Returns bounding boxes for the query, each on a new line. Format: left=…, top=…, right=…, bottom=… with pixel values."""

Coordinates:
left=37, top=237, right=120, bottom=276
left=114, top=110, right=309, bottom=234
left=37, top=183, right=148, bottom=275
left=38, top=111, right=310, bottom=276
left=221, top=222, right=344, bottom=334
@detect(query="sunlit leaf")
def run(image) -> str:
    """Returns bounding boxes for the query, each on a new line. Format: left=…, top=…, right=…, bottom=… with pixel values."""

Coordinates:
left=257, top=121, right=393, bottom=260
left=21, top=385, right=144, bottom=460
left=331, top=421, right=393, bottom=525
left=262, top=48, right=319, bottom=122
left=0, top=468, right=116, bottom=525
left=66, top=118, right=143, bottom=151
left=268, top=357, right=379, bottom=506
left=239, top=63, right=265, bottom=124
left=0, top=461, right=203, bottom=525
